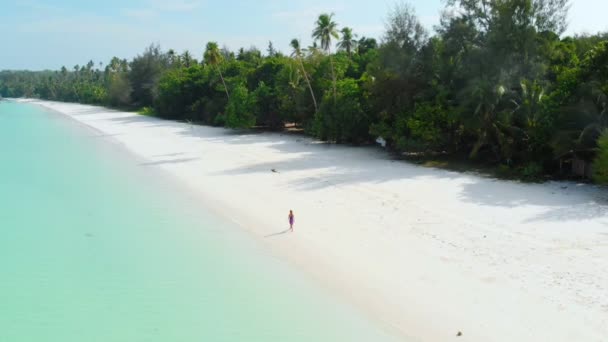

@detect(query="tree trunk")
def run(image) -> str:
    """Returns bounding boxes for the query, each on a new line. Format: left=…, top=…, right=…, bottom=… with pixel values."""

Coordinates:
left=298, top=57, right=318, bottom=113
left=218, top=67, right=230, bottom=100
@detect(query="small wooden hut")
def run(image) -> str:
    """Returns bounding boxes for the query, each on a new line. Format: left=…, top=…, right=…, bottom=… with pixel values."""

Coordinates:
left=557, top=149, right=595, bottom=179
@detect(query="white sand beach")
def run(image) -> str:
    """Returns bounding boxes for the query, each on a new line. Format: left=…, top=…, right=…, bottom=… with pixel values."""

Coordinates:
left=26, top=99, right=608, bottom=341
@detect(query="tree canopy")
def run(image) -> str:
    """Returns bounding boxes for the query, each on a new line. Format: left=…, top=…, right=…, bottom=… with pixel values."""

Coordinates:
left=2, top=0, right=607, bottom=181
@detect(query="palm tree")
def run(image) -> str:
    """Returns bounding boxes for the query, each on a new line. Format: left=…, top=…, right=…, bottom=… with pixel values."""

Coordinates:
left=467, top=80, right=521, bottom=161
left=337, top=27, right=357, bottom=57
left=290, top=39, right=318, bottom=114
left=182, top=50, right=193, bottom=68
left=551, top=82, right=608, bottom=160
left=312, top=13, right=339, bottom=100
left=167, top=49, right=177, bottom=67
left=307, top=42, right=320, bottom=55
left=204, top=42, right=230, bottom=100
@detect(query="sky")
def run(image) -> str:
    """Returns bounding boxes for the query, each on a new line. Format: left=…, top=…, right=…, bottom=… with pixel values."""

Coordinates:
left=1, top=0, right=607, bottom=70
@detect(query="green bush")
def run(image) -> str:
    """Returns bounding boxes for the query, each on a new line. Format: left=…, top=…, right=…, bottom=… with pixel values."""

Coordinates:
left=313, top=78, right=371, bottom=144
left=137, top=106, right=156, bottom=116
left=593, top=130, right=608, bottom=184
left=520, top=162, right=544, bottom=180
left=225, top=83, right=255, bottom=129
left=406, top=101, right=457, bottom=151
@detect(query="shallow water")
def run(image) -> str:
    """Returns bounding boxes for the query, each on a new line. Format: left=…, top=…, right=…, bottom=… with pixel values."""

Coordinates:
left=0, top=101, right=396, bottom=341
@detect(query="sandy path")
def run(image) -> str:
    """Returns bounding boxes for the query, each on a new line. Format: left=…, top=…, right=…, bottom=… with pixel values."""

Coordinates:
left=29, top=100, right=608, bottom=341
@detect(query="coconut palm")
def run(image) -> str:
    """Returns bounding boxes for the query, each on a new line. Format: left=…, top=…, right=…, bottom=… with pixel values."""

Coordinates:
left=466, top=80, right=511, bottom=160
left=551, top=83, right=608, bottom=160
left=167, top=49, right=175, bottom=61
left=337, top=27, right=358, bottom=57
left=290, top=39, right=318, bottom=113
left=182, top=50, right=193, bottom=68
left=204, top=42, right=230, bottom=100
left=312, top=13, right=339, bottom=100
left=307, top=41, right=320, bottom=55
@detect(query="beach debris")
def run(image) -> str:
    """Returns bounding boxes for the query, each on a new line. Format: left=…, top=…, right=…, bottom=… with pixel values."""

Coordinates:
left=271, top=169, right=279, bottom=173
left=457, top=331, right=463, bottom=337
left=376, top=136, right=387, bottom=148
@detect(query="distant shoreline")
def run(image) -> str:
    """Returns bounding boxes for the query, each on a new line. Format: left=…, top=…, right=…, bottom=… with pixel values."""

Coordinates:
left=21, top=98, right=608, bottom=341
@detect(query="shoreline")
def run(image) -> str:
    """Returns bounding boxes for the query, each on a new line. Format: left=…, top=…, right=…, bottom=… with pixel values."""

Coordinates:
left=20, top=99, right=608, bottom=341
left=1, top=99, right=399, bottom=341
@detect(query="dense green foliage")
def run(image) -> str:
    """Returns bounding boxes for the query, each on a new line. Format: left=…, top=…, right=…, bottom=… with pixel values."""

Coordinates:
left=593, top=130, right=608, bottom=184
left=2, top=1, right=607, bottom=181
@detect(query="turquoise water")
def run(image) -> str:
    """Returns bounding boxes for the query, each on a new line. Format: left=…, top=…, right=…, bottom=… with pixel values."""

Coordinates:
left=0, top=101, right=396, bottom=341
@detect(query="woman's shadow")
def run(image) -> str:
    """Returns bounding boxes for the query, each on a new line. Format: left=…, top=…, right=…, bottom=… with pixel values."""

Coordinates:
left=264, top=229, right=292, bottom=238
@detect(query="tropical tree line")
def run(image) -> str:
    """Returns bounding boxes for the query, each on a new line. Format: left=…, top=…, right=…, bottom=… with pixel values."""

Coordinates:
left=2, top=1, right=608, bottom=182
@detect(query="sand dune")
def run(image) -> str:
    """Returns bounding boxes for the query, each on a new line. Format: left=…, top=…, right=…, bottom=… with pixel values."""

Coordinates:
left=28, top=99, right=608, bottom=341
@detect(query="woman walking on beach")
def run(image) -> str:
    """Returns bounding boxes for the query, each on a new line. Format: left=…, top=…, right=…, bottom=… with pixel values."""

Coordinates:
left=288, top=210, right=295, bottom=232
